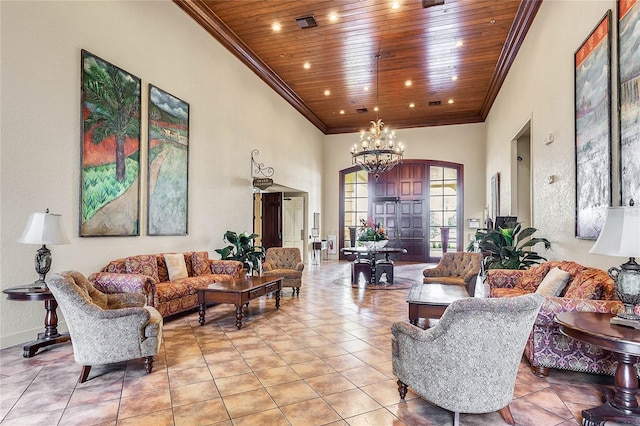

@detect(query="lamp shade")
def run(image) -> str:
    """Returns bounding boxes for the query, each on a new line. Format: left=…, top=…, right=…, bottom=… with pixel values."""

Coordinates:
left=18, top=212, right=70, bottom=245
left=589, top=207, right=640, bottom=257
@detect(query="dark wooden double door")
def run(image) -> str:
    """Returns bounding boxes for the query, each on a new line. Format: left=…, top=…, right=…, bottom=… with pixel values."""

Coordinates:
left=368, top=160, right=463, bottom=263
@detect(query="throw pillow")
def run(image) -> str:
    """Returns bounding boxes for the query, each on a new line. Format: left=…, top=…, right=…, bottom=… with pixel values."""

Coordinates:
left=164, top=253, right=188, bottom=281
left=191, top=251, right=210, bottom=276
left=125, top=255, right=159, bottom=282
left=535, top=267, right=571, bottom=297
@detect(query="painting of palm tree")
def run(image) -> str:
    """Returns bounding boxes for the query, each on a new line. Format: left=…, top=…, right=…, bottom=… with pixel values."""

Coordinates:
left=80, top=50, right=141, bottom=236
left=147, top=85, right=189, bottom=235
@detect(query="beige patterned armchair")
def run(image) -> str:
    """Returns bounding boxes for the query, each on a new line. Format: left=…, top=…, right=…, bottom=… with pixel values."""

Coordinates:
left=392, top=294, right=544, bottom=425
left=262, top=247, right=304, bottom=296
left=423, top=252, right=483, bottom=294
left=46, top=271, right=163, bottom=383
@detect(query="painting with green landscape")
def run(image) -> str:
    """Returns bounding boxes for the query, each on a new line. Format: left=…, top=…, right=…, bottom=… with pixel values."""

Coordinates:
left=80, top=50, right=141, bottom=236
left=147, top=85, right=189, bottom=235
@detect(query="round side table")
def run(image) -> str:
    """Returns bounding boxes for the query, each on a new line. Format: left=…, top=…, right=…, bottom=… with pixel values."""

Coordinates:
left=3, top=285, right=71, bottom=357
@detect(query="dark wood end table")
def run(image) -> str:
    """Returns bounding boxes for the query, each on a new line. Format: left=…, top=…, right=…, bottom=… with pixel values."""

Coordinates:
left=407, top=282, right=470, bottom=327
left=555, top=312, right=640, bottom=426
left=3, top=285, right=71, bottom=357
left=197, top=276, right=283, bottom=329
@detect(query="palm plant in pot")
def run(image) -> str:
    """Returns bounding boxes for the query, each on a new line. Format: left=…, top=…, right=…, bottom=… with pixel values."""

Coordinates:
left=474, top=222, right=551, bottom=270
left=215, top=231, right=265, bottom=275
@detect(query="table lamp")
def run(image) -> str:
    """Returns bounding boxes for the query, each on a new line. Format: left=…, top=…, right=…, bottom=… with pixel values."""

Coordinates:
left=589, top=207, right=640, bottom=322
left=18, top=209, right=70, bottom=289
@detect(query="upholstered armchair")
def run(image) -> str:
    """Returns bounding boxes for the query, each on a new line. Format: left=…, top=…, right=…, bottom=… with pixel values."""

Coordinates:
left=46, top=271, right=163, bottom=383
left=392, top=294, right=544, bottom=426
left=262, top=247, right=304, bottom=295
left=423, top=252, right=482, bottom=293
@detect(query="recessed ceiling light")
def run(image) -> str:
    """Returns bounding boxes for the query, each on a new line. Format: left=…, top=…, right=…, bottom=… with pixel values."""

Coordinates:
left=405, top=80, right=412, bottom=87
left=448, top=99, right=454, bottom=104
left=364, top=86, right=369, bottom=91
left=451, top=75, right=458, bottom=81
left=409, top=103, right=415, bottom=108
left=340, top=110, right=345, bottom=115
left=490, top=19, right=496, bottom=24
left=329, top=12, right=338, bottom=21
left=303, top=62, right=311, bottom=69
left=374, top=106, right=379, bottom=112
left=272, top=22, right=281, bottom=32
left=391, top=1, right=400, bottom=10
left=324, top=90, right=331, bottom=96
left=455, top=40, right=463, bottom=48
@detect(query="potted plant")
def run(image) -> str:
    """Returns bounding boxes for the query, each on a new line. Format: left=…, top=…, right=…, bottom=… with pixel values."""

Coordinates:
left=357, top=218, right=388, bottom=248
left=473, top=222, right=551, bottom=270
left=215, top=231, right=265, bottom=275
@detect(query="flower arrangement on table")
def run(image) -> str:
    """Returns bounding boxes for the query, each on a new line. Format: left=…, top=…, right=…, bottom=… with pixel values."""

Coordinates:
left=358, top=218, right=388, bottom=248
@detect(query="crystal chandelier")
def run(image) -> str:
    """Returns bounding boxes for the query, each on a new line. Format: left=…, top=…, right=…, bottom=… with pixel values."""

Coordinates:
left=351, top=54, right=404, bottom=180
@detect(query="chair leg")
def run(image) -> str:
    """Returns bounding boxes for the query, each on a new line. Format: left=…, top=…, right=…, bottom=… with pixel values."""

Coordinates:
left=397, top=380, right=408, bottom=400
left=453, top=412, right=460, bottom=426
left=531, top=365, right=549, bottom=377
left=144, top=356, right=154, bottom=374
left=295, top=287, right=300, bottom=296
left=498, top=405, right=515, bottom=425
left=78, top=365, right=91, bottom=383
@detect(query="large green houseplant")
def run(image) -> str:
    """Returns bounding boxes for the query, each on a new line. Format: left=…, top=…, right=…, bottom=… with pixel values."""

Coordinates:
left=215, top=231, right=265, bottom=275
left=473, top=222, right=551, bottom=270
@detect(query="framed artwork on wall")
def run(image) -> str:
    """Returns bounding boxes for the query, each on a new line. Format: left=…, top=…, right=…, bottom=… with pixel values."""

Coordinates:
left=80, top=50, right=141, bottom=237
left=618, top=0, right=640, bottom=207
left=147, top=85, right=189, bottom=236
left=574, top=11, right=612, bottom=239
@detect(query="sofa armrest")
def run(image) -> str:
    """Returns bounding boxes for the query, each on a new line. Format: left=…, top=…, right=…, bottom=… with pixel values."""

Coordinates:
left=295, top=262, right=304, bottom=272
left=535, top=297, right=624, bottom=327
left=423, top=266, right=448, bottom=278
left=262, top=261, right=274, bottom=272
left=486, top=269, right=525, bottom=289
left=208, top=259, right=243, bottom=277
left=89, top=272, right=155, bottom=306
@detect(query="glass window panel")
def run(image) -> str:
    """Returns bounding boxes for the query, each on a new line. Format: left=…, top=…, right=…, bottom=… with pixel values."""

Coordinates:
left=430, top=196, right=443, bottom=210
left=344, top=212, right=356, bottom=227
left=356, top=170, right=368, bottom=183
left=344, top=182, right=355, bottom=196
left=345, top=199, right=355, bottom=212
left=443, top=182, right=457, bottom=195
left=430, top=211, right=443, bottom=227
left=430, top=166, right=443, bottom=179
left=356, top=197, right=368, bottom=211
left=355, top=183, right=368, bottom=196
left=444, top=168, right=457, bottom=179
left=345, top=173, right=355, bottom=184
left=444, top=212, right=457, bottom=226
left=443, top=195, right=457, bottom=210
left=430, top=184, right=443, bottom=195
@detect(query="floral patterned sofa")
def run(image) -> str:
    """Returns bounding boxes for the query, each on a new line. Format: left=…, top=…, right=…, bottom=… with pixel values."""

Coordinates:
left=89, top=252, right=243, bottom=317
left=487, top=261, right=627, bottom=377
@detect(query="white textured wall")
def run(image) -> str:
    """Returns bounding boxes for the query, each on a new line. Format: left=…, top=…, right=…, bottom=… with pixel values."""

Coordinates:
left=0, top=1, right=324, bottom=348
left=324, top=123, right=487, bottom=258
left=485, top=0, right=620, bottom=269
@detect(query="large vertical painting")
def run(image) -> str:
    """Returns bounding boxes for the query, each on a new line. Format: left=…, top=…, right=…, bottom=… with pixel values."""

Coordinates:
left=80, top=50, right=141, bottom=236
left=618, top=0, right=640, bottom=207
left=147, top=85, right=189, bottom=235
left=574, top=11, right=612, bottom=239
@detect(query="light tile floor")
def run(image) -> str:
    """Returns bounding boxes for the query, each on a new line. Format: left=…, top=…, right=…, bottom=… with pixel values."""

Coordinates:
left=0, top=261, right=628, bottom=425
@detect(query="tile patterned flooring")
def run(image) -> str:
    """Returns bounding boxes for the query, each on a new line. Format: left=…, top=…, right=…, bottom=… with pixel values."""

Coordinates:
left=0, top=261, right=628, bottom=425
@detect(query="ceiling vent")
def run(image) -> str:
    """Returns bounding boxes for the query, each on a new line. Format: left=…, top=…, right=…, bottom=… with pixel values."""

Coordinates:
left=295, top=15, right=318, bottom=29
left=422, top=0, right=445, bottom=8
left=356, top=108, right=369, bottom=113
left=428, top=100, right=442, bottom=106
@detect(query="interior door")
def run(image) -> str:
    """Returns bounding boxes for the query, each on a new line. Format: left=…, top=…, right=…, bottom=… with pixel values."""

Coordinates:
left=283, top=196, right=304, bottom=251
left=261, top=192, right=282, bottom=249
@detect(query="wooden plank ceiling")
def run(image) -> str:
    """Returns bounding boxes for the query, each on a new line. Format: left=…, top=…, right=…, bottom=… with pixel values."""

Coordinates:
left=175, top=0, right=541, bottom=134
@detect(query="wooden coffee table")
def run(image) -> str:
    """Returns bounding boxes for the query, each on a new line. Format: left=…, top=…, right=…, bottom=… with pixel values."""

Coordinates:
left=407, top=282, right=470, bottom=327
left=556, top=312, right=640, bottom=426
left=197, top=276, right=283, bottom=329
